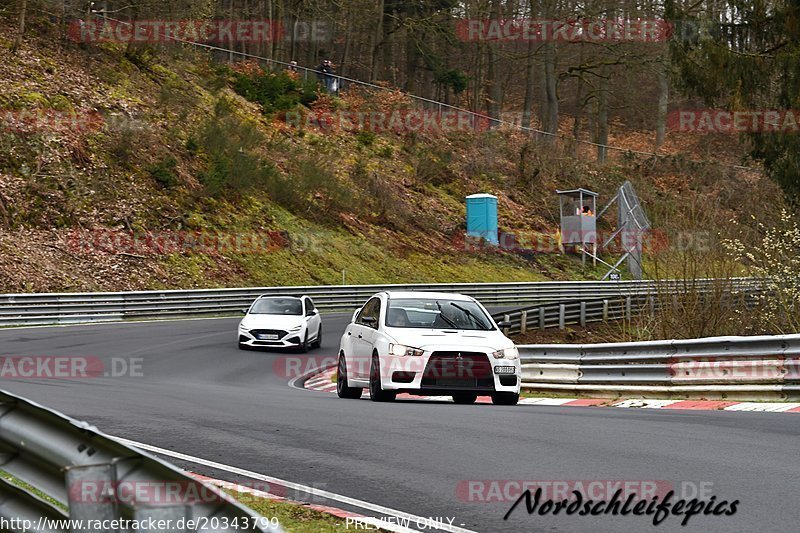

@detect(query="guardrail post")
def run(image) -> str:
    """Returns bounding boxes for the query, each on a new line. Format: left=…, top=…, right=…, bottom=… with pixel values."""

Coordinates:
left=580, top=302, right=587, bottom=327
left=602, top=299, right=609, bottom=321
left=503, top=314, right=510, bottom=335
left=66, top=464, right=117, bottom=530
left=520, top=311, right=528, bottom=334
left=649, top=295, right=656, bottom=315
left=559, top=304, right=566, bottom=330
left=539, top=307, right=545, bottom=330
left=625, top=296, right=632, bottom=320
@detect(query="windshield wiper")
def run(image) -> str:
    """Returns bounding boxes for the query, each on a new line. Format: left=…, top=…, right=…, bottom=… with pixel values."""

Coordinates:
left=450, top=302, right=491, bottom=330
left=435, top=301, right=460, bottom=329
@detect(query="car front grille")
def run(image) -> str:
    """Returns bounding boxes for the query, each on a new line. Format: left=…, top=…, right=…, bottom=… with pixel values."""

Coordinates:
left=249, top=329, right=288, bottom=340
left=421, top=352, right=494, bottom=390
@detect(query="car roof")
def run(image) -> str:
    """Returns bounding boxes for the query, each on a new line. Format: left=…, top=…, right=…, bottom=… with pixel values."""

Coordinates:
left=258, top=294, right=304, bottom=300
left=383, top=291, right=474, bottom=301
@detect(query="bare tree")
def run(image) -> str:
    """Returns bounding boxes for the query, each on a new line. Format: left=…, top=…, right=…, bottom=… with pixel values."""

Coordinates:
left=11, top=0, right=28, bottom=53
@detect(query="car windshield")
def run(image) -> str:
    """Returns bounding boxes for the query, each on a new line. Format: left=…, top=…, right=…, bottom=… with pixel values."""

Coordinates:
left=385, top=298, right=494, bottom=331
left=250, top=298, right=303, bottom=315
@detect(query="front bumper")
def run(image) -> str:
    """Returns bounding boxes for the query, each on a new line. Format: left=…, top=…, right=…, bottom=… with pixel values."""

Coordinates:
left=377, top=350, right=521, bottom=394
left=238, top=328, right=304, bottom=348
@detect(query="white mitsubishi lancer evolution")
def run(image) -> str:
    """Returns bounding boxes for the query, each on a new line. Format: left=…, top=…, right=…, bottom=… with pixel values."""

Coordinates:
left=336, top=291, right=521, bottom=405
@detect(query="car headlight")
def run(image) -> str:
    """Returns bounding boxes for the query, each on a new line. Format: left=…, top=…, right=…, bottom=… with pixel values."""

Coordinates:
left=388, top=343, right=424, bottom=357
left=238, top=323, right=248, bottom=331
left=492, top=347, right=519, bottom=360
left=289, top=325, right=303, bottom=332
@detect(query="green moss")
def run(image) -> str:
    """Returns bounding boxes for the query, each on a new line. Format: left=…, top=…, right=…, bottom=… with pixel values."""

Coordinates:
left=0, top=471, right=66, bottom=512
left=14, top=91, right=50, bottom=109
left=232, top=491, right=387, bottom=532
left=48, top=94, right=73, bottom=112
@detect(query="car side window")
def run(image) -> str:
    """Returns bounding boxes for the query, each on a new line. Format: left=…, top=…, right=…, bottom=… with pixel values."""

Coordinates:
left=355, top=301, right=369, bottom=325
left=371, top=299, right=382, bottom=329
left=306, top=299, right=316, bottom=312
left=357, top=298, right=379, bottom=328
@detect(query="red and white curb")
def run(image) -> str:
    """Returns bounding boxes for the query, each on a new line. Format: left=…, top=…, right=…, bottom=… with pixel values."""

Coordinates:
left=119, top=437, right=476, bottom=533
left=303, top=368, right=800, bottom=413
left=191, top=474, right=397, bottom=530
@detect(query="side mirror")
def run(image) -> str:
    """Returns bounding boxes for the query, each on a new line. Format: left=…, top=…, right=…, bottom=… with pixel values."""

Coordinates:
left=496, top=320, right=511, bottom=328
left=306, top=309, right=318, bottom=317
left=241, top=308, right=249, bottom=315
left=362, top=316, right=377, bottom=327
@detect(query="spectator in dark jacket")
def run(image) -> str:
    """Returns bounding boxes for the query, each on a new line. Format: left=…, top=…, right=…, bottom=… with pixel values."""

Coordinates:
left=316, top=60, right=337, bottom=93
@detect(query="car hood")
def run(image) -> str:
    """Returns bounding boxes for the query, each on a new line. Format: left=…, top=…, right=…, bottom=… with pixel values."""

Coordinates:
left=241, top=314, right=305, bottom=331
left=383, top=327, right=513, bottom=351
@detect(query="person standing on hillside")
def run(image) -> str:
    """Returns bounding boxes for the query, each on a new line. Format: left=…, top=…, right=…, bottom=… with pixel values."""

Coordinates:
left=287, top=60, right=300, bottom=80
left=316, top=59, right=337, bottom=94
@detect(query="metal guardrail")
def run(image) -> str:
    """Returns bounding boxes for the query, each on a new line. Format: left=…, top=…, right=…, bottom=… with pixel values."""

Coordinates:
left=0, top=279, right=758, bottom=327
left=493, top=295, right=651, bottom=335
left=492, top=287, right=763, bottom=336
left=0, top=389, right=279, bottom=532
left=517, top=335, right=800, bottom=401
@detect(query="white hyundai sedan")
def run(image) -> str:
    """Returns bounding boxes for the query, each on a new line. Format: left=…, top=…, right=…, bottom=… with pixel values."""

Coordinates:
left=238, top=295, right=322, bottom=352
left=336, top=291, right=521, bottom=405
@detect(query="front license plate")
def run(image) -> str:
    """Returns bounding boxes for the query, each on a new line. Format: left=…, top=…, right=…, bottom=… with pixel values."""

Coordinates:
left=494, top=366, right=516, bottom=374
left=258, top=334, right=280, bottom=340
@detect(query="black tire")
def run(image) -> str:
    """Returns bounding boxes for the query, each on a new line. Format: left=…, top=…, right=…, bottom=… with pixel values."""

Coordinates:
left=336, top=355, right=363, bottom=399
left=491, top=392, right=519, bottom=406
left=369, top=354, right=396, bottom=402
left=312, top=325, right=322, bottom=349
left=452, top=393, right=478, bottom=404
left=298, top=332, right=310, bottom=353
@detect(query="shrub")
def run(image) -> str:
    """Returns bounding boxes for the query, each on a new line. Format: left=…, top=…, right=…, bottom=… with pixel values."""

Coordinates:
left=725, top=210, right=800, bottom=333
left=196, top=98, right=279, bottom=196
left=356, top=130, right=376, bottom=147
left=232, top=68, right=318, bottom=114
left=148, top=157, right=179, bottom=188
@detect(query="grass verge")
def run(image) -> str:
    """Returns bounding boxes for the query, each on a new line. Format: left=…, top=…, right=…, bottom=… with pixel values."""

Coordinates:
left=231, top=491, right=387, bottom=532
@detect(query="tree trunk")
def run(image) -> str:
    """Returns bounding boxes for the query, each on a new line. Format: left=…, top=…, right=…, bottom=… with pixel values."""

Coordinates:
left=596, top=70, right=609, bottom=163
left=485, top=0, right=503, bottom=127
left=521, top=38, right=536, bottom=129
left=370, top=0, right=384, bottom=80
left=655, top=59, right=669, bottom=150
left=572, top=78, right=585, bottom=155
left=340, top=7, right=353, bottom=77
left=12, top=0, right=28, bottom=53
left=542, top=41, right=558, bottom=141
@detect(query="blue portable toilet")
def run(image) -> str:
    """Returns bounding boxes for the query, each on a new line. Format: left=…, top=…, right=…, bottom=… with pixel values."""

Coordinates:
left=466, top=193, right=499, bottom=245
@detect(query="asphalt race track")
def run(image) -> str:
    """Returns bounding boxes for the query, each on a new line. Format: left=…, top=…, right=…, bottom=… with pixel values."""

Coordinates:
left=1, top=314, right=798, bottom=532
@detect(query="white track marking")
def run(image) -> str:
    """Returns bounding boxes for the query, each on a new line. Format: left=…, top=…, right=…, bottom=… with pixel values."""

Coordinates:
left=613, top=399, right=682, bottom=409
left=113, top=437, right=477, bottom=533
left=724, top=402, right=800, bottom=412
left=521, top=398, right=576, bottom=406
